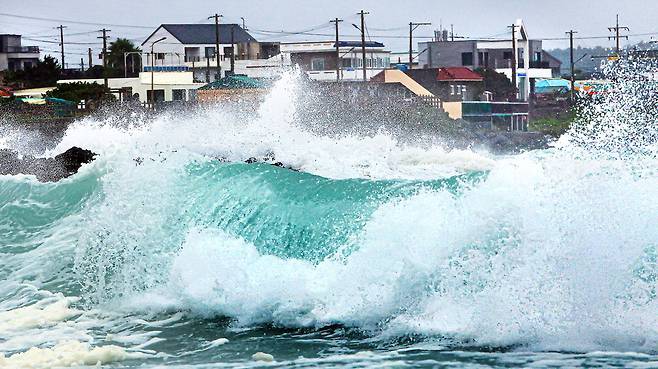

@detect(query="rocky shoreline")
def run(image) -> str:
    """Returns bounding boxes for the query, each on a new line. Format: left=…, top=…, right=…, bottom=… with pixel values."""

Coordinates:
left=0, top=147, right=95, bottom=182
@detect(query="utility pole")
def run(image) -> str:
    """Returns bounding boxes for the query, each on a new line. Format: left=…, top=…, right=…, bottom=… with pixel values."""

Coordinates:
left=509, top=23, right=517, bottom=100
left=150, top=37, right=167, bottom=109
left=88, top=48, right=93, bottom=69
left=450, top=24, right=454, bottom=41
left=566, top=30, right=578, bottom=100
left=330, top=18, right=343, bottom=81
left=97, top=28, right=111, bottom=88
left=56, top=25, right=67, bottom=69
left=358, top=10, right=369, bottom=82
left=208, top=13, right=223, bottom=80
left=409, top=21, right=431, bottom=69
left=230, top=25, right=235, bottom=74
left=80, top=58, right=84, bottom=72
left=608, top=14, right=629, bottom=56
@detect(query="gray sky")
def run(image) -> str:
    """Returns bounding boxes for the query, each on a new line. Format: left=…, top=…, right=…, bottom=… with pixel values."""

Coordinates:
left=2, top=0, right=657, bottom=66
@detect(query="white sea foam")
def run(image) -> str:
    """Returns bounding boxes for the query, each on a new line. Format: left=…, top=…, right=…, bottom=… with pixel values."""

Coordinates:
left=0, top=297, right=80, bottom=332
left=0, top=340, right=141, bottom=368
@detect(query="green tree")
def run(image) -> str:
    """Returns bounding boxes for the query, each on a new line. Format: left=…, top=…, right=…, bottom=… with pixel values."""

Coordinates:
left=3, top=55, right=61, bottom=88
left=46, top=82, right=114, bottom=103
left=107, top=38, right=142, bottom=77
left=474, top=68, right=517, bottom=101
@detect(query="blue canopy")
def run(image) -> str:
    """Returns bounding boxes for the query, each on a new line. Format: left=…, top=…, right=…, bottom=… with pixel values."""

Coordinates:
left=535, top=79, right=571, bottom=94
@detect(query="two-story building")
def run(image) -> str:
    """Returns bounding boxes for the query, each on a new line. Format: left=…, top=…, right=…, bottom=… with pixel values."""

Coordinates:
left=280, top=40, right=392, bottom=81
left=0, top=34, right=40, bottom=72
left=141, top=24, right=280, bottom=82
left=417, top=20, right=561, bottom=101
left=405, top=67, right=484, bottom=102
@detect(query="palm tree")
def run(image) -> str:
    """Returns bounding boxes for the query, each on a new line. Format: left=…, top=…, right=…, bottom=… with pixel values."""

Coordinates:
left=107, top=38, right=142, bottom=77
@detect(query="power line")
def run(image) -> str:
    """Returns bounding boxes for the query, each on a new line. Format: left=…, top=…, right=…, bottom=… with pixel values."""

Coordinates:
left=0, top=12, right=154, bottom=29
left=22, top=36, right=98, bottom=45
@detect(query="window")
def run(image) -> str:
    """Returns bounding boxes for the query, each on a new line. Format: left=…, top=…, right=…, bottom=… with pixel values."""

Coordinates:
left=341, top=58, right=352, bottom=68
left=503, top=51, right=513, bottom=60
left=478, top=52, right=489, bottom=67
left=172, top=89, right=186, bottom=101
left=205, top=47, right=216, bottom=58
left=156, top=53, right=165, bottom=60
left=224, top=46, right=234, bottom=58
left=461, top=52, right=473, bottom=66
left=450, top=85, right=455, bottom=95
left=311, top=57, right=325, bottom=71
left=147, top=90, right=165, bottom=103
left=535, top=51, right=542, bottom=62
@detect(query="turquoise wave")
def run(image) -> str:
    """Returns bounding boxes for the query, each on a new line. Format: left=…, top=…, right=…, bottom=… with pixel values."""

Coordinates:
left=180, top=162, right=486, bottom=261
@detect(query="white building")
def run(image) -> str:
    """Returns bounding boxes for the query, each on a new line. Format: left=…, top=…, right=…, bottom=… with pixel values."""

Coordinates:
left=141, top=24, right=280, bottom=82
left=58, top=71, right=205, bottom=103
left=140, top=24, right=393, bottom=82
left=278, top=40, right=392, bottom=81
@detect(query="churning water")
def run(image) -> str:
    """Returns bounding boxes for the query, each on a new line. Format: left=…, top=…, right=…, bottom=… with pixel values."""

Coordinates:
left=0, top=61, right=657, bottom=368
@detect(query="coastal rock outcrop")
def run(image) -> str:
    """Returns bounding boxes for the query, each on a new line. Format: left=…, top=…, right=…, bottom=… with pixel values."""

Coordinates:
left=0, top=147, right=96, bottom=182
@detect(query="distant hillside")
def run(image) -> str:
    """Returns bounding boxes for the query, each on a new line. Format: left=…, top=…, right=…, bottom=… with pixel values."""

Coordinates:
left=548, top=46, right=611, bottom=77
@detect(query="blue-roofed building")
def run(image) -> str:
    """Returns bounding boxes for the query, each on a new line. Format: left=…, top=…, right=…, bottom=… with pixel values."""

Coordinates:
left=279, top=40, right=391, bottom=81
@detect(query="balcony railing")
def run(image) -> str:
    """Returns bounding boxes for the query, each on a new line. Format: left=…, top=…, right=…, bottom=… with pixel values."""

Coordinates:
left=6, top=46, right=39, bottom=53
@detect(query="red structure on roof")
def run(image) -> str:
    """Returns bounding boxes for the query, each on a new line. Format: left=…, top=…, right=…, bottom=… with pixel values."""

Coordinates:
left=436, top=67, right=483, bottom=82
left=0, top=87, right=13, bottom=98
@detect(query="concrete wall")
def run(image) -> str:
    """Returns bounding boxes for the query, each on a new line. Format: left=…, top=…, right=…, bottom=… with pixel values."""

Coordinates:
left=420, top=39, right=545, bottom=70
left=420, top=41, right=477, bottom=69
left=443, top=101, right=462, bottom=119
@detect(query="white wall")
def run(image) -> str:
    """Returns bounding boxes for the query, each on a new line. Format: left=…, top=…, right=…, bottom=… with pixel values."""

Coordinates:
left=57, top=72, right=205, bottom=103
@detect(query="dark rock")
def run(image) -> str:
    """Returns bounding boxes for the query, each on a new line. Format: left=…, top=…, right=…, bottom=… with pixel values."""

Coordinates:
left=0, top=147, right=96, bottom=182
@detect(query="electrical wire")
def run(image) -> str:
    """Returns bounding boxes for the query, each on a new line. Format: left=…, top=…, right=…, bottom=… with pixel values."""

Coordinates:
left=0, top=12, right=154, bottom=29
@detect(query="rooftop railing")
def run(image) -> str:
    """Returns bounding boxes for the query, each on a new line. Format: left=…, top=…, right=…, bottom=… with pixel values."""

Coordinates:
left=6, top=46, right=39, bottom=53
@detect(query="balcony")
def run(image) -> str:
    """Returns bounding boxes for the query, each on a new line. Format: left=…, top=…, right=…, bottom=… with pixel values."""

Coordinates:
left=6, top=46, right=39, bottom=53
left=518, top=61, right=550, bottom=69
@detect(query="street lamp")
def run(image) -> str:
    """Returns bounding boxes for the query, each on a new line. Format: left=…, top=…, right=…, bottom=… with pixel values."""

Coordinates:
left=123, top=51, right=142, bottom=78
left=150, top=37, right=166, bottom=108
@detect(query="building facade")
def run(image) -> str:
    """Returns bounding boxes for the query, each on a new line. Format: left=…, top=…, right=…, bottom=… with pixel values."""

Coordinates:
left=58, top=71, right=205, bottom=103
left=0, top=35, right=40, bottom=72
left=141, top=24, right=280, bottom=82
left=405, top=67, right=484, bottom=102
left=417, top=20, right=560, bottom=101
left=280, top=41, right=392, bottom=81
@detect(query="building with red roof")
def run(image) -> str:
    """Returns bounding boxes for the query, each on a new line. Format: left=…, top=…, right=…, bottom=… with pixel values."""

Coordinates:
left=405, top=67, right=484, bottom=102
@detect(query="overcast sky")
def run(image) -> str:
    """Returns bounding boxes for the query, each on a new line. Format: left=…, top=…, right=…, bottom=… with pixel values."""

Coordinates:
left=2, top=0, right=656, bottom=66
